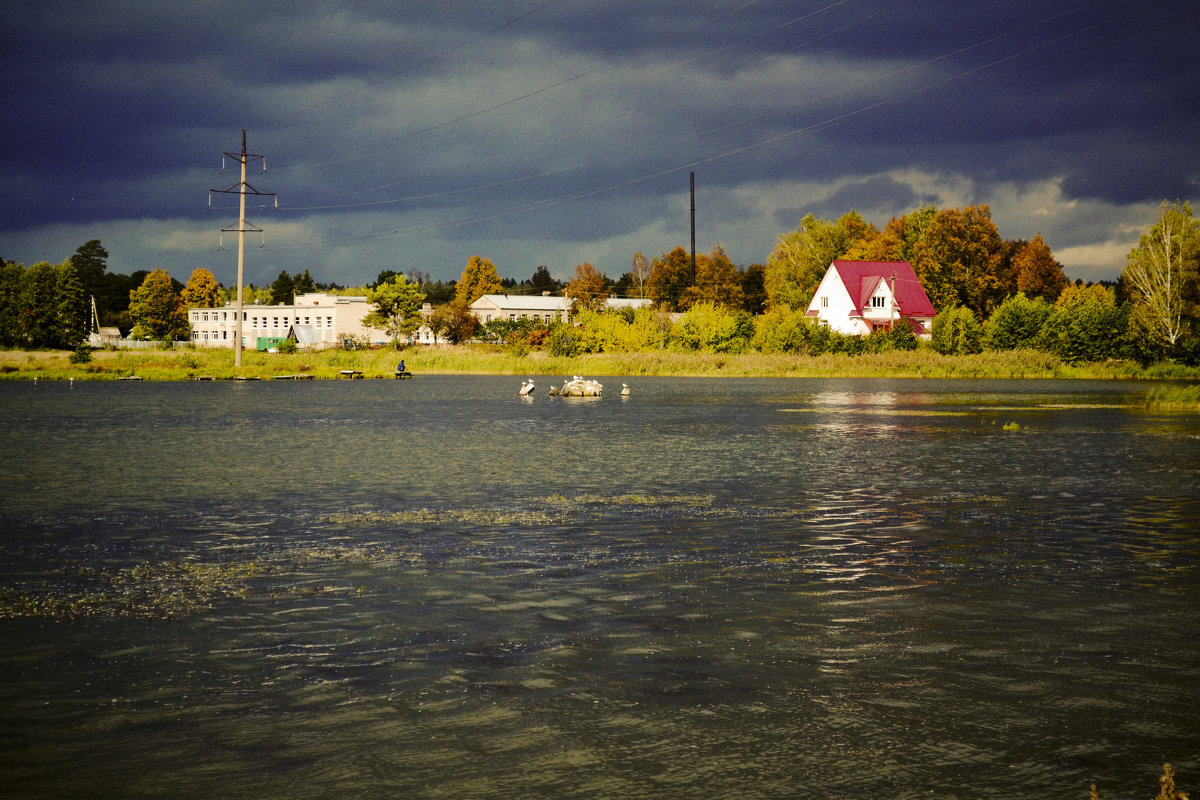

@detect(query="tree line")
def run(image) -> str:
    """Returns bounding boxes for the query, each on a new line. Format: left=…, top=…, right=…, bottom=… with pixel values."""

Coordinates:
left=3, top=200, right=1197, bottom=363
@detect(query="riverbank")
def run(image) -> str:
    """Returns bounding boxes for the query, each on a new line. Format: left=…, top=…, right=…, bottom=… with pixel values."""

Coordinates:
left=4, top=344, right=1200, bottom=384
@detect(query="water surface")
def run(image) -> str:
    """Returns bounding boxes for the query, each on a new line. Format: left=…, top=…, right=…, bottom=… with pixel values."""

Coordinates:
left=1, top=376, right=1197, bottom=798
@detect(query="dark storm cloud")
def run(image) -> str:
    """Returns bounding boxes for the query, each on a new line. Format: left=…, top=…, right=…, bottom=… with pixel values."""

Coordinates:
left=1, top=0, right=1196, bottom=284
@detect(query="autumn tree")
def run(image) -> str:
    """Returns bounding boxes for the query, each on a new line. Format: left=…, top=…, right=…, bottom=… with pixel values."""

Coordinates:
left=910, top=205, right=1006, bottom=316
left=1122, top=200, right=1200, bottom=354
left=365, top=274, right=426, bottom=342
left=182, top=268, right=222, bottom=309
left=646, top=246, right=694, bottom=312
left=430, top=300, right=479, bottom=344
left=683, top=244, right=743, bottom=311
left=843, top=216, right=904, bottom=262
left=765, top=211, right=876, bottom=311
left=564, top=262, right=610, bottom=313
left=455, top=255, right=503, bottom=306
left=129, top=269, right=189, bottom=341
left=1013, top=234, right=1068, bottom=303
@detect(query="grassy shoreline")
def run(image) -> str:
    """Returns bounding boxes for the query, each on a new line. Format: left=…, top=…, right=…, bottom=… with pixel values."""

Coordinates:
left=4, top=344, right=1200, bottom=383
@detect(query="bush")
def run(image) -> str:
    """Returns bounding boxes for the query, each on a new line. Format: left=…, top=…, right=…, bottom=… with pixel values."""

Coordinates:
left=69, top=342, right=93, bottom=364
left=888, top=318, right=920, bottom=351
left=931, top=306, right=984, bottom=355
left=985, top=293, right=1052, bottom=350
left=1040, top=285, right=1129, bottom=364
left=572, top=308, right=667, bottom=353
left=672, top=302, right=752, bottom=353
left=753, top=308, right=828, bottom=354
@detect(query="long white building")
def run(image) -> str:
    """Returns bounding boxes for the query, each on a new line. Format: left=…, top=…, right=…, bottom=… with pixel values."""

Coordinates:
left=187, top=292, right=377, bottom=349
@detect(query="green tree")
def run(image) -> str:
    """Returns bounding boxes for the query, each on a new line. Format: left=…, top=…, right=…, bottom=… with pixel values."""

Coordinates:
left=1013, top=234, right=1068, bottom=303
left=365, top=274, right=426, bottom=342
left=268, top=270, right=294, bottom=305
left=888, top=317, right=919, bottom=351
left=930, top=305, right=984, bottom=355
left=292, top=269, right=316, bottom=296
left=910, top=205, right=1006, bottom=316
left=530, top=265, right=558, bottom=294
left=182, top=268, right=222, bottom=309
left=1121, top=200, right=1200, bottom=355
left=765, top=211, right=876, bottom=311
left=454, top=255, right=503, bottom=306
left=129, top=269, right=189, bottom=341
left=1041, top=284, right=1129, bottom=364
left=18, top=261, right=60, bottom=347
left=16, top=260, right=86, bottom=348
left=984, top=292, right=1052, bottom=351
left=70, top=240, right=108, bottom=306
left=565, top=262, right=610, bottom=314
left=646, top=246, right=693, bottom=312
left=0, top=259, right=24, bottom=347
left=740, top=263, right=766, bottom=314
left=54, top=261, right=88, bottom=348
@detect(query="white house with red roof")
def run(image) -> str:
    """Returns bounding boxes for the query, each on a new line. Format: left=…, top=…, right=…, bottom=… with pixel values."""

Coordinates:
left=805, top=260, right=937, bottom=337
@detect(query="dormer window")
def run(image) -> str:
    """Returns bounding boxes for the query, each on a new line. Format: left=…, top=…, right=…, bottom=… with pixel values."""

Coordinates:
left=871, top=296, right=886, bottom=308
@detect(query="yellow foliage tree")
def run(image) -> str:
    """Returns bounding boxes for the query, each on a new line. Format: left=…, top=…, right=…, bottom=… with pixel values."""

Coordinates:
left=454, top=255, right=503, bottom=306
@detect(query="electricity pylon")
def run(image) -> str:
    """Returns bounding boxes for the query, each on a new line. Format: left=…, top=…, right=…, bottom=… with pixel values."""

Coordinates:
left=210, top=130, right=275, bottom=367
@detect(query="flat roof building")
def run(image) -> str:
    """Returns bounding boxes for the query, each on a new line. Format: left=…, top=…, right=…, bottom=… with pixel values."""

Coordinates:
left=187, top=292, right=377, bottom=349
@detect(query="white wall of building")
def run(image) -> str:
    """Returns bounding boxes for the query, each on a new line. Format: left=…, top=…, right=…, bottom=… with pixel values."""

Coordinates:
left=187, top=293, right=376, bottom=349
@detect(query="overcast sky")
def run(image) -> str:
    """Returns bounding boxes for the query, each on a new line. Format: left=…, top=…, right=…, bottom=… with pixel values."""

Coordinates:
left=2, top=0, right=1196, bottom=289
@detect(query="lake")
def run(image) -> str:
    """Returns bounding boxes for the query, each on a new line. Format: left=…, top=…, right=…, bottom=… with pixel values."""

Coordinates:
left=0, top=376, right=1197, bottom=799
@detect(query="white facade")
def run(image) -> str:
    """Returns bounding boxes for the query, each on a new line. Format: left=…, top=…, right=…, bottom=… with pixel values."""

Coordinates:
left=806, top=261, right=937, bottom=337
left=469, top=294, right=652, bottom=325
left=808, top=269, right=892, bottom=336
left=471, top=294, right=569, bottom=325
left=187, top=292, right=376, bottom=349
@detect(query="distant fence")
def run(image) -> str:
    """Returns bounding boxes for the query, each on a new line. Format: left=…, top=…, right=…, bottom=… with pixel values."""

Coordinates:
left=110, top=339, right=184, bottom=350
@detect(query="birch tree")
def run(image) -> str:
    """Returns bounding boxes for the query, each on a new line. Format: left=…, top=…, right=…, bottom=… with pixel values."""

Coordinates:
left=1122, top=201, right=1200, bottom=350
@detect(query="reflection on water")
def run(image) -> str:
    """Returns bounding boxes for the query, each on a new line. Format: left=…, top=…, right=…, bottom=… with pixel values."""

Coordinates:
left=0, top=377, right=1197, bottom=799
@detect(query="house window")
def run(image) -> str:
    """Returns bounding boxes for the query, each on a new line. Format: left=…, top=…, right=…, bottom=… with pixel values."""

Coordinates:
left=222, top=331, right=227, bottom=340
left=871, top=296, right=886, bottom=308
left=820, top=296, right=828, bottom=308
left=326, top=316, right=332, bottom=327
left=273, top=317, right=279, bottom=328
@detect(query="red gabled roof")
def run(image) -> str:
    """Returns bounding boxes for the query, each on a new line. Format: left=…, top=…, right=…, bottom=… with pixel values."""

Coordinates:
left=830, top=260, right=936, bottom=317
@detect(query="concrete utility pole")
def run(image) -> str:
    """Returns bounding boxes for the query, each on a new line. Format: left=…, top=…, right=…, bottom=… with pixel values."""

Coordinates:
left=211, top=130, right=275, bottom=367
left=690, top=172, right=696, bottom=286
